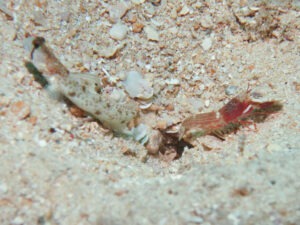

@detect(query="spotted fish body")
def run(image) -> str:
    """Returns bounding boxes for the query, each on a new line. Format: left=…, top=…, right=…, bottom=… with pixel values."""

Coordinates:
left=60, top=73, right=139, bottom=133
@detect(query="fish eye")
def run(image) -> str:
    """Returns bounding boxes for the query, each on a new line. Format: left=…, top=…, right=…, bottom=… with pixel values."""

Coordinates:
left=32, top=37, right=46, bottom=49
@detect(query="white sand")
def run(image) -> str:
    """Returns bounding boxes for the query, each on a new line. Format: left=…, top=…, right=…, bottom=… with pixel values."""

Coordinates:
left=0, top=0, right=299, bottom=224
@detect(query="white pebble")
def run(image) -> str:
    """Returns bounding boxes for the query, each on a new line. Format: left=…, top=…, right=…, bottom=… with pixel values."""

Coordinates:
left=2, top=24, right=16, bottom=41
left=130, top=124, right=149, bottom=144
left=11, top=217, right=24, bottom=225
left=109, top=2, right=130, bottom=22
left=201, top=37, right=212, bottom=51
left=267, top=144, right=282, bottom=152
left=38, top=140, right=47, bottom=147
left=85, top=15, right=91, bottom=21
left=193, top=2, right=203, bottom=9
left=0, top=182, right=8, bottom=193
left=170, top=8, right=177, bottom=19
left=139, top=101, right=152, bottom=109
left=99, top=42, right=126, bottom=58
left=123, top=71, right=153, bottom=99
left=200, top=15, right=213, bottom=29
left=144, top=25, right=159, bottom=41
left=166, top=78, right=180, bottom=85
left=168, top=26, right=178, bottom=34
left=60, top=123, right=72, bottom=132
left=225, top=85, right=238, bottom=96
left=109, top=23, right=128, bottom=40
left=131, top=0, right=145, bottom=4
left=178, top=5, right=190, bottom=16
left=205, top=100, right=210, bottom=107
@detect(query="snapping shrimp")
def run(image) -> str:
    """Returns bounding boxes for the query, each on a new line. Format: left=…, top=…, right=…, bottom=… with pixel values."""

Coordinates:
left=179, top=90, right=283, bottom=142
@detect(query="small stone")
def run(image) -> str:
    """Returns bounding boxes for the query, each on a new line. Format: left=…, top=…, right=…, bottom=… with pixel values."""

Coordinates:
left=126, top=12, right=137, bottom=23
left=2, top=24, right=16, bottom=41
left=109, top=2, right=130, bottom=22
left=11, top=217, right=24, bottom=225
left=131, top=0, right=145, bottom=4
left=0, top=96, right=11, bottom=108
left=168, top=26, right=178, bottom=34
left=60, top=123, right=73, bottom=132
left=170, top=8, right=177, bottom=19
left=60, top=11, right=71, bottom=22
left=200, top=15, right=213, bottom=29
left=185, top=215, right=204, bottom=224
left=99, top=42, right=126, bottom=58
left=201, top=37, right=212, bottom=51
left=165, top=78, right=180, bottom=85
left=165, top=104, right=174, bottom=111
left=85, top=15, right=91, bottom=21
left=130, top=124, right=149, bottom=144
left=38, top=140, right=47, bottom=147
left=121, top=146, right=136, bottom=157
left=144, top=3, right=156, bottom=16
left=33, top=10, right=47, bottom=26
left=225, top=85, right=238, bottom=96
left=0, top=182, right=8, bottom=194
left=147, top=104, right=162, bottom=112
left=123, top=71, right=153, bottom=99
left=267, top=143, right=282, bottom=152
left=139, top=101, right=152, bottom=109
left=192, top=2, right=203, bottom=9
left=10, top=101, right=31, bottom=120
left=109, top=23, right=128, bottom=40
left=293, top=82, right=300, bottom=93
left=144, top=25, right=159, bottom=41
left=132, top=22, right=144, bottom=33
left=201, top=136, right=221, bottom=151
left=156, top=120, right=167, bottom=130
left=204, top=100, right=210, bottom=107
left=272, top=30, right=281, bottom=39
left=193, top=23, right=201, bottom=31
left=28, top=116, right=38, bottom=125
left=178, top=5, right=190, bottom=16
left=146, top=130, right=163, bottom=155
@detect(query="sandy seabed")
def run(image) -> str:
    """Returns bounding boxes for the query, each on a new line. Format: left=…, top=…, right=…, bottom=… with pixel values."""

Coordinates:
left=0, top=0, right=300, bottom=224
